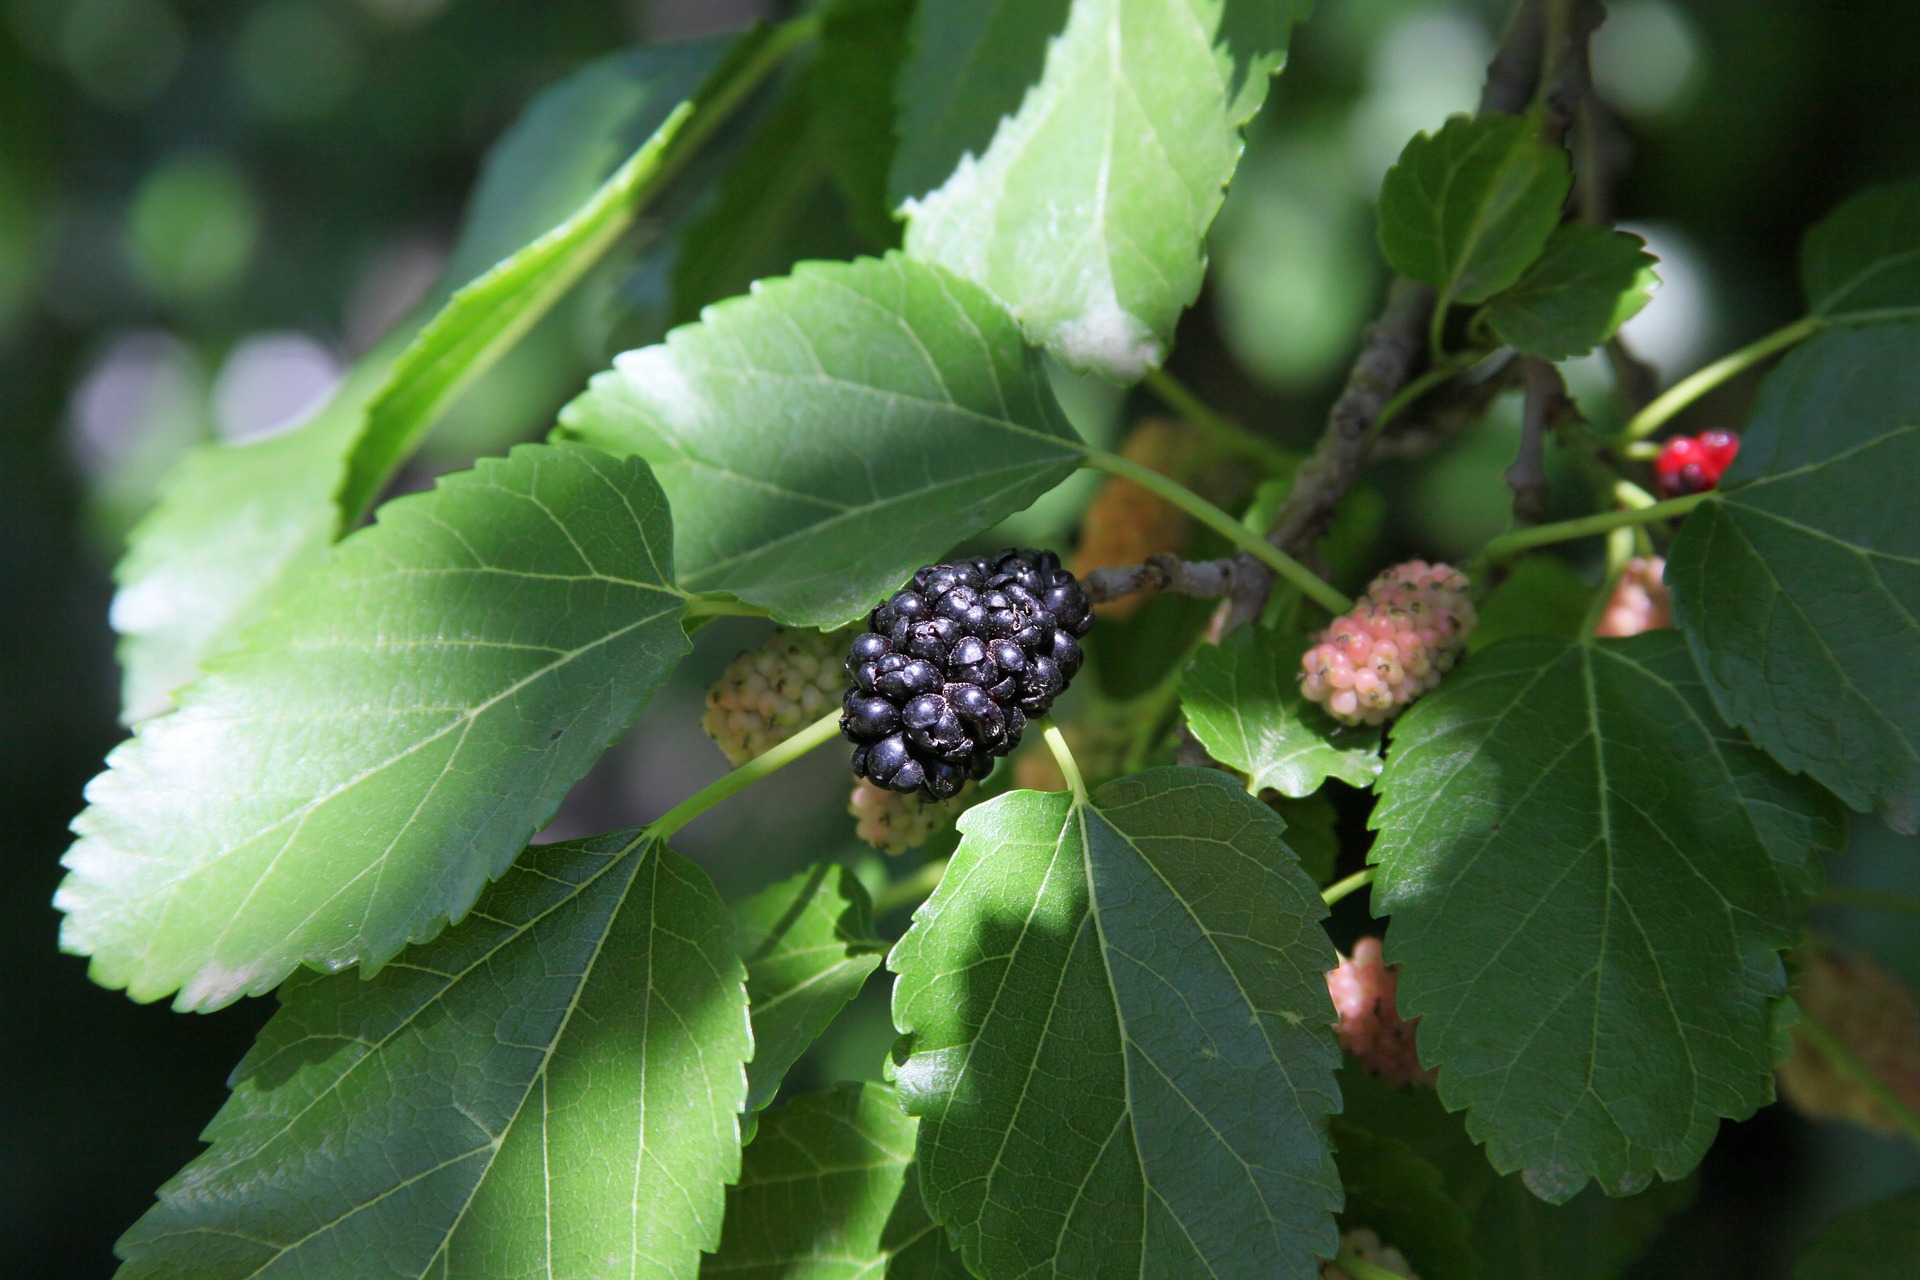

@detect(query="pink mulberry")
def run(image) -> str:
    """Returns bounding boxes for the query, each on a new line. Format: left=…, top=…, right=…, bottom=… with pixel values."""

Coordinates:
left=1594, top=556, right=1672, bottom=638
left=1778, top=943, right=1920, bottom=1136
left=1327, top=937, right=1437, bottom=1088
left=1300, top=561, right=1476, bottom=726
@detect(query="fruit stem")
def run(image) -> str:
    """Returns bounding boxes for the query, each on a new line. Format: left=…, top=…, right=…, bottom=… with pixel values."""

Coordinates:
left=1042, top=722, right=1089, bottom=805
left=646, top=708, right=843, bottom=842
left=1811, top=886, right=1920, bottom=920
left=1322, top=866, right=1376, bottom=907
left=873, top=857, right=949, bottom=916
left=1792, top=1013, right=1920, bottom=1149
left=1476, top=492, right=1708, bottom=568
left=1142, top=367, right=1294, bottom=473
left=1082, top=450, right=1354, bottom=615
left=1333, top=1247, right=1410, bottom=1280
left=1615, top=314, right=1817, bottom=444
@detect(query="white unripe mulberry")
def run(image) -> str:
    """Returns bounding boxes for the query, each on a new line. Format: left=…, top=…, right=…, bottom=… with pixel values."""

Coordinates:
left=848, top=780, right=973, bottom=855
left=703, top=628, right=846, bottom=766
left=1300, top=561, right=1476, bottom=726
left=1321, top=1228, right=1420, bottom=1280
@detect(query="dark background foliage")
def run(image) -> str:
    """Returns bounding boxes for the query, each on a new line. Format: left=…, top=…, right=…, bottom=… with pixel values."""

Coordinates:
left=2, top=0, right=1916, bottom=1273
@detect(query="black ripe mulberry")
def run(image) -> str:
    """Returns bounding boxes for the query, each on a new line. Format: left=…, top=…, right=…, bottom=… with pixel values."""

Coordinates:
left=841, top=549, right=1093, bottom=800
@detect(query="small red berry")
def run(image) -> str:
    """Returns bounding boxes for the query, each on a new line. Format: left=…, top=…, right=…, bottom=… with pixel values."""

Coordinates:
left=1654, top=430, right=1741, bottom=498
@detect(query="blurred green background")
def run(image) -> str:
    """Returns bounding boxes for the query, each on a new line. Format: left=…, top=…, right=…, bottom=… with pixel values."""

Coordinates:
left=3, top=0, right=1918, bottom=1273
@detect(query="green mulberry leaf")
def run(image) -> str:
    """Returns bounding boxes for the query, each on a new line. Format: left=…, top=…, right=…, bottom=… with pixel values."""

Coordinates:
left=901, top=0, right=1315, bottom=379
left=1794, top=1188, right=1920, bottom=1280
left=1369, top=634, right=1844, bottom=1200
left=1484, top=224, right=1658, bottom=361
left=560, top=253, right=1085, bottom=627
left=1331, top=1120, right=1478, bottom=1280
left=111, top=37, right=735, bottom=724
left=60, top=445, right=691, bottom=1010
left=1801, top=178, right=1920, bottom=325
left=1182, top=628, right=1384, bottom=797
left=702, top=1083, right=967, bottom=1279
left=115, top=832, right=750, bottom=1279
left=1668, top=323, right=1920, bottom=833
left=733, top=864, right=887, bottom=1115
left=1377, top=112, right=1571, bottom=309
left=812, top=0, right=915, bottom=247
left=890, top=769, right=1342, bottom=1279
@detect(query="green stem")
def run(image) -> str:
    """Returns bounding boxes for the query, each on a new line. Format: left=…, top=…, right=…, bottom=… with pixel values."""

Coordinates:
left=1142, top=368, right=1293, bottom=473
left=1082, top=450, right=1353, bottom=615
left=1334, top=1248, right=1413, bottom=1280
left=1793, top=1014, right=1920, bottom=1149
left=1478, top=492, right=1708, bottom=566
left=1322, top=866, right=1376, bottom=907
left=874, top=857, right=949, bottom=916
left=1811, top=886, right=1920, bottom=919
left=1581, top=525, right=1636, bottom=637
left=1428, top=292, right=1453, bottom=367
left=1043, top=722, right=1089, bottom=805
left=1617, top=315, right=1817, bottom=443
left=1368, top=349, right=1485, bottom=443
left=683, top=596, right=772, bottom=619
left=646, top=708, right=842, bottom=842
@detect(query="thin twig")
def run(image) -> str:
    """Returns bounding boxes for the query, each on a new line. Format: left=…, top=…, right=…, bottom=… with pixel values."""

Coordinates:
left=1506, top=357, right=1566, bottom=525
left=1083, top=553, right=1241, bottom=605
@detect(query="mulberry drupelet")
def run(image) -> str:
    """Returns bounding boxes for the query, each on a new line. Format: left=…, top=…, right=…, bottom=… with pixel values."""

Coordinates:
left=841, top=549, right=1094, bottom=801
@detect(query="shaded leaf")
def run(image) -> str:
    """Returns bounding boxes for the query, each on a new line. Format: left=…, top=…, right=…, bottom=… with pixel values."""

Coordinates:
left=1183, top=628, right=1384, bottom=797
left=1794, top=1188, right=1920, bottom=1280
left=560, top=253, right=1085, bottom=627
left=1470, top=555, right=1592, bottom=652
left=902, top=0, right=1315, bottom=379
left=1369, top=634, right=1844, bottom=1200
left=110, top=39, right=732, bottom=724
left=116, top=833, right=750, bottom=1279
left=891, top=769, right=1342, bottom=1279
left=1802, top=178, right=1920, bottom=324
left=887, top=0, right=1072, bottom=206
left=1667, top=323, right=1920, bottom=833
left=734, top=863, right=887, bottom=1115
left=813, top=0, right=914, bottom=246
left=1484, top=224, right=1658, bottom=361
left=60, top=445, right=691, bottom=1010
left=1470, top=1170, right=1695, bottom=1280
left=1271, top=791, right=1340, bottom=885
left=1331, top=1120, right=1478, bottom=1280
left=1377, top=113, right=1571, bottom=307
left=702, top=1083, right=967, bottom=1279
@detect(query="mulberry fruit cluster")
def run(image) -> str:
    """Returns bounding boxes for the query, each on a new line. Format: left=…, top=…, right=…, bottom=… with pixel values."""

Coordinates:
left=1654, top=429, right=1740, bottom=498
left=703, top=628, right=846, bottom=767
left=1778, top=943, right=1920, bottom=1136
left=841, top=549, right=1094, bottom=801
left=1300, top=561, right=1476, bottom=727
left=1594, top=556, right=1672, bottom=638
left=848, top=780, right=972, bottom=855
left=1069, top=419, right=1195, bottom=620
left=1321, top=1228, right=1420, bottom=1280
left=1327, top=937, right=1437, bottom=1088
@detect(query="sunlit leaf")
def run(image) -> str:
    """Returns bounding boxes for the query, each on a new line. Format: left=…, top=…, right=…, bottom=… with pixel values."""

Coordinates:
left=1182, top=628, right=1384, bottom=797
left=734, top=863, right=886, bottom=1115
left=891, top=770, right=1341, bottom=1278
left=902, top=0, right=1314, bottom=379
left=702, top=1083, right=967, bottom=1279
left=60, top=446, right=690, bottom=1010
left=116, top=833, right=749, bottom=1279
left=1484, top=224, right=1658, bottom=361
left=561, top=253, right=1085, bottom=627
left=1668, top=323, right=1920, bottom=833
left=1377, top=112, right=1571, bottom=308
left=1370, top=634, right=1844, bottom=1200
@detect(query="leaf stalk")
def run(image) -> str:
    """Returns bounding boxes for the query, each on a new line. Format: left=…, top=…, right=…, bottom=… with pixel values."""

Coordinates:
left=647, top=708, right=843, bottom=842
left=1322, top=866, right=1377, bottom=907
left=1141, top=367, right=1294, bottom=472
left=1042, top=722, right=1089, bottom=806
left=1477, top=491, right=1708, bottom=568
left=1615, top=315, right=1817, bottom=444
